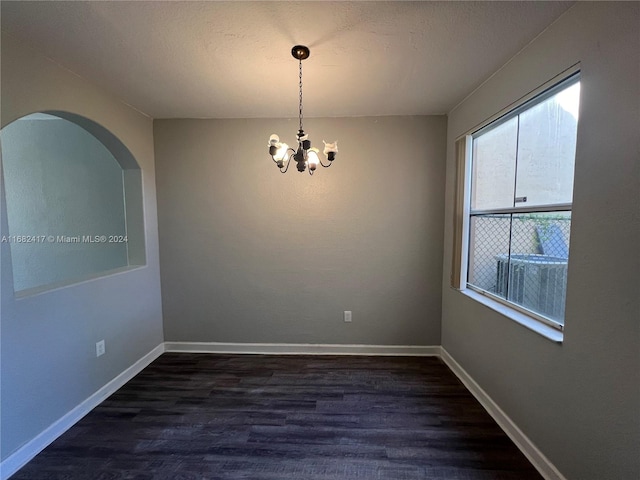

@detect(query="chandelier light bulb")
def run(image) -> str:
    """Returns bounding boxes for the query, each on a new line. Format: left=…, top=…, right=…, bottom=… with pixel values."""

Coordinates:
left=274, top=143, right=289, bottom=162
left=308, top=149, right=320, bottom=171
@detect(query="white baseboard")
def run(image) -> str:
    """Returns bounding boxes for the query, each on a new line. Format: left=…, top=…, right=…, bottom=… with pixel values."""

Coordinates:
left=440, top=348, right=567, bottom=480
left=164, top=341, right=440, bottom=356
left=0, top=344, right=165, bottom=480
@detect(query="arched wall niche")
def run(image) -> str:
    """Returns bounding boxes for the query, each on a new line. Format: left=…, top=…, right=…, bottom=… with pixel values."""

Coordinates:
left=0, top=110, right=146, bottom=295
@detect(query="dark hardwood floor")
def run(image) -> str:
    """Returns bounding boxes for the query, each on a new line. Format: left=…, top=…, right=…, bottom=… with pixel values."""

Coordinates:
left=12, top=354, right=542, bottom=479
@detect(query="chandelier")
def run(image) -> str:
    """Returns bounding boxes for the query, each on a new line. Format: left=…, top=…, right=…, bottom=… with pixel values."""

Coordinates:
left=268, top=45, right=338, bottom=175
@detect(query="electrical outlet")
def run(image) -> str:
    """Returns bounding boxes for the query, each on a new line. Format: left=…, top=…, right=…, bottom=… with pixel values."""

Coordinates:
left=344, top=310, right=352, bottom=323
left=96, top=340, right=105, bottom=357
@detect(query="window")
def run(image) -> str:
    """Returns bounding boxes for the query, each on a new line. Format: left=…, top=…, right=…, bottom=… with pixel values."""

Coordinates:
left=454, top=73, right=580, bottom=330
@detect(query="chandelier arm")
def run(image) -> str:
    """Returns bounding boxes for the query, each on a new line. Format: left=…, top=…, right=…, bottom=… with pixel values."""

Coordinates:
left=279, top=157, right=292, bottom=173
left=318, top=156, right=333, bottom=168
left=270, top=147, right=296, bottom=173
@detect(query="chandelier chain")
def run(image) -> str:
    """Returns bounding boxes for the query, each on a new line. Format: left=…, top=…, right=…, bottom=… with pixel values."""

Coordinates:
left=299, top=58, right=303, bottom=132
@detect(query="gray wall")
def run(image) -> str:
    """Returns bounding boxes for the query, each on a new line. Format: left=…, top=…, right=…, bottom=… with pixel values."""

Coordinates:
left=441, top=3, right=639, bottom=479
left=0, top=33, right=164, bottom=460
left=154, top=116, right=446, bottom=345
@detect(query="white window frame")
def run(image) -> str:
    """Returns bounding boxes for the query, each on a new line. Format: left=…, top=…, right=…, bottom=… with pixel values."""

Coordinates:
left=451, top=65, right=580, bottom=337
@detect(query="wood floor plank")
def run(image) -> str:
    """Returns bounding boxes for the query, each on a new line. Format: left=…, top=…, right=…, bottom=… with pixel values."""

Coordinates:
left=11, top=354, right=542, bottom=479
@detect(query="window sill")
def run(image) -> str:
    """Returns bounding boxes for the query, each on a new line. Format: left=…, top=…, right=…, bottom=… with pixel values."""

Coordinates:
left=14, top=264, right=146, bottom=300
left=457, top=288, right=564, bottom=344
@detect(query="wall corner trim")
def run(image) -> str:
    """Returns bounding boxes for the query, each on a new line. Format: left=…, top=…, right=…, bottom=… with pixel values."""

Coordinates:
left=163, top=341, right=441, bottom=356
left=440, top=348, right=567, bottom=480
left=0, top=344, right=165, bottom=480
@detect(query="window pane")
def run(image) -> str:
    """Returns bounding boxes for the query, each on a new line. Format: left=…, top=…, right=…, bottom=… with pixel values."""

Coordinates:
left=515, top=82, right=579, bottom=207
left=468, top=212, right=570, bottom=324
left=508, top=212, right=571, bottom=323
left=467, top=214, right=511, bottom=297
left=471, top=117, right=518, bottom=210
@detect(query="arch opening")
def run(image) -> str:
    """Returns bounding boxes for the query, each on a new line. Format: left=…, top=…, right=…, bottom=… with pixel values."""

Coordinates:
left=0, top=111, right=146, bottom=295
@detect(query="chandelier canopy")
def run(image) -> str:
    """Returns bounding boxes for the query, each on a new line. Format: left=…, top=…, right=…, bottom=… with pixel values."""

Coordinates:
left=268, top=45, right=338, bottom=175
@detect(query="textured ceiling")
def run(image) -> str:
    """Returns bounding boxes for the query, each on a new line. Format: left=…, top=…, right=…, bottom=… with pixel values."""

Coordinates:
left=1, top=1, right=574, bottom=119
